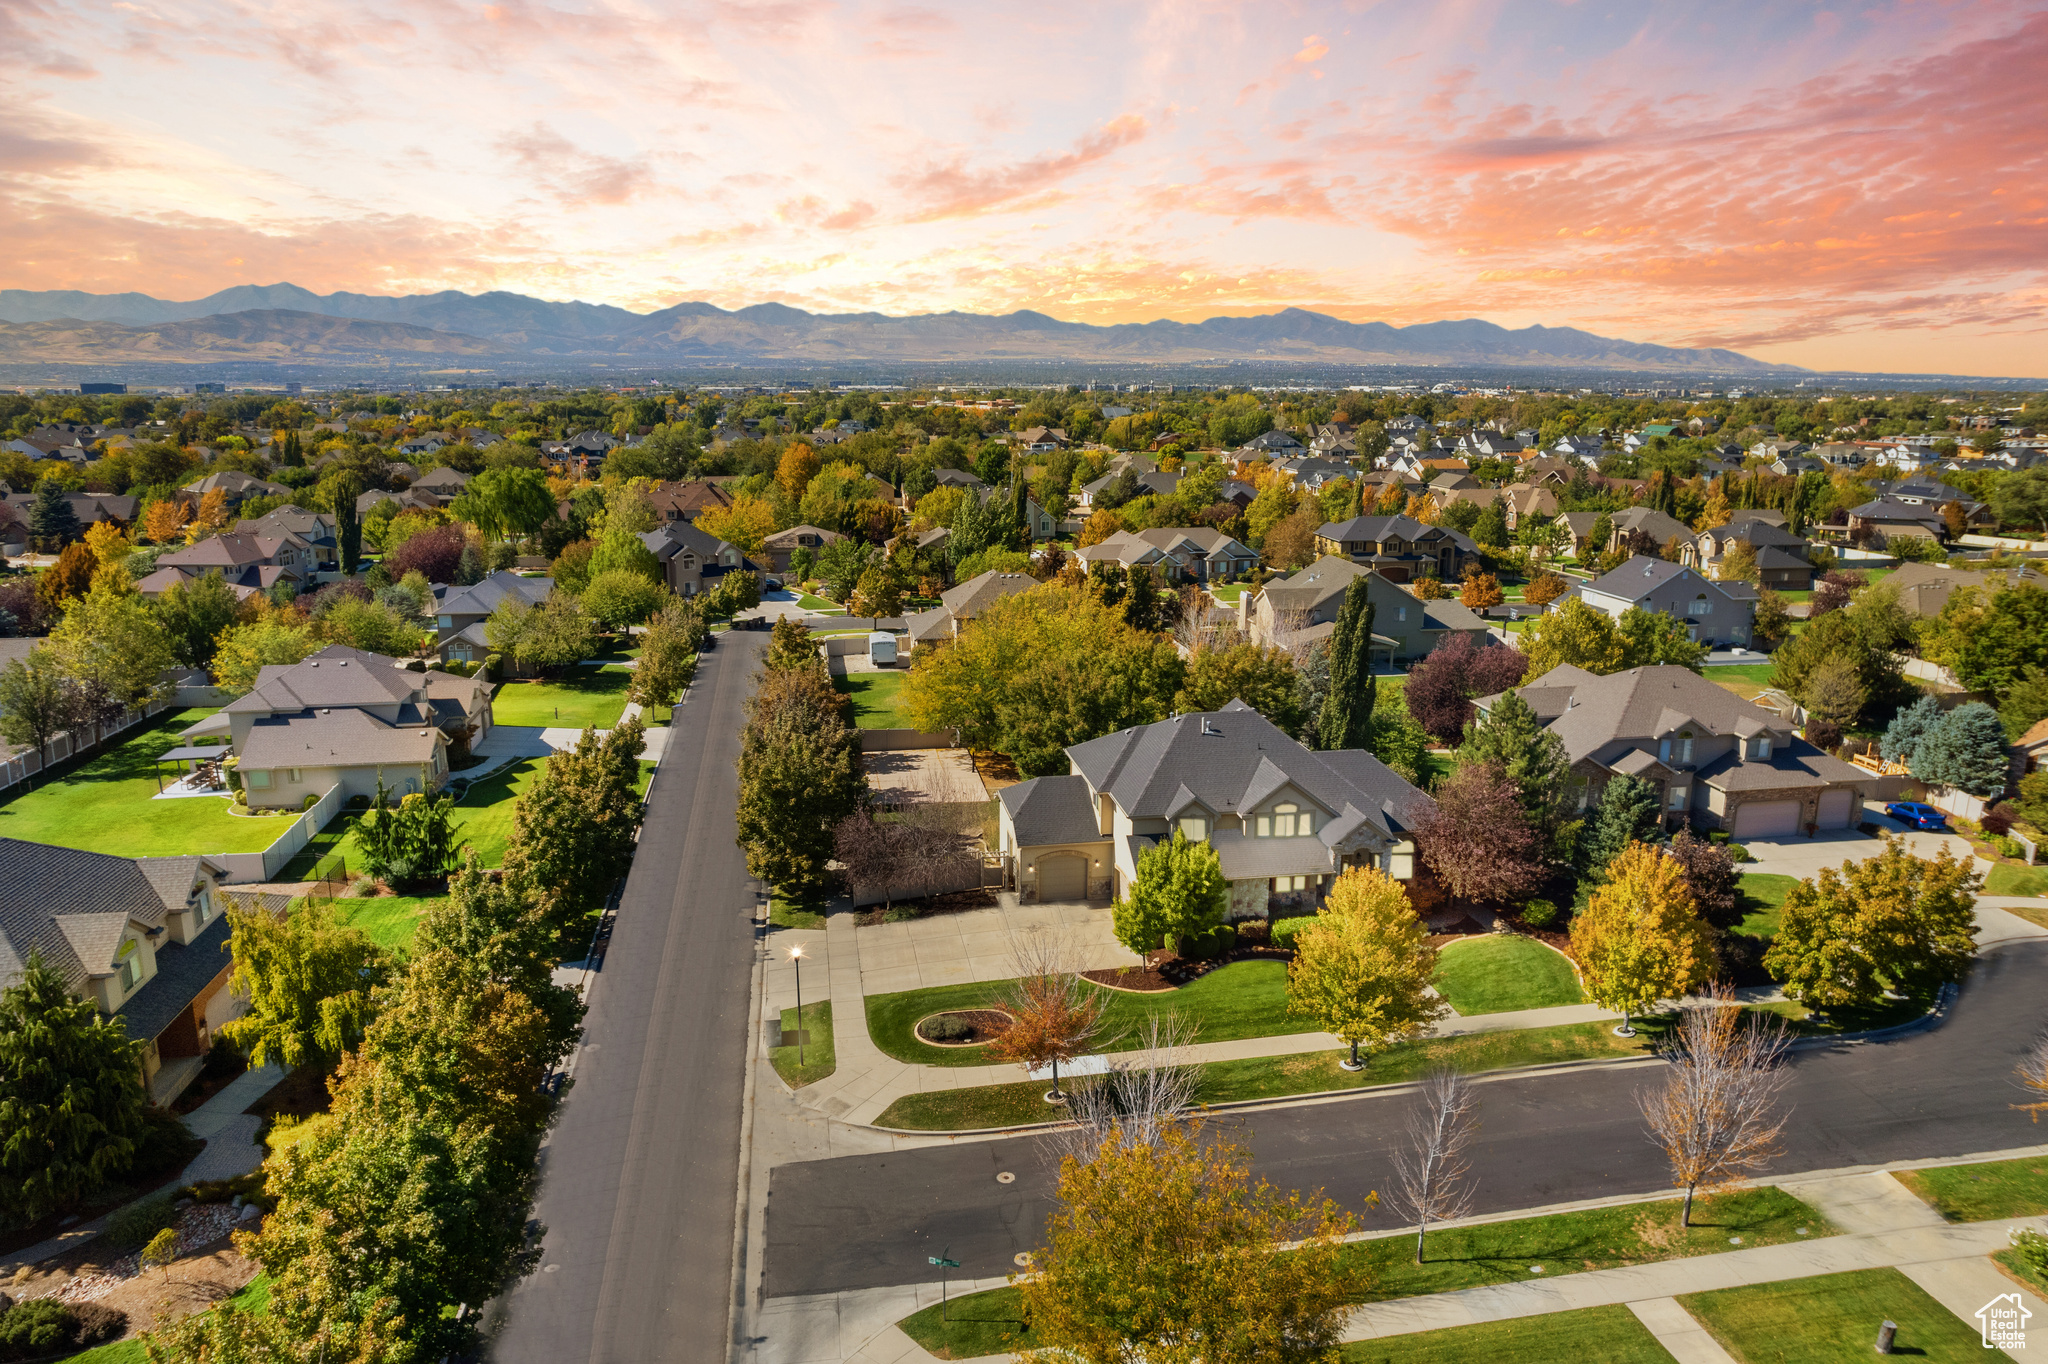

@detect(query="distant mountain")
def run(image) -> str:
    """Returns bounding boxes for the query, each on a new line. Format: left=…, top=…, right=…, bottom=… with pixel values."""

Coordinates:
left=0, top=286, right=1794, bottom=372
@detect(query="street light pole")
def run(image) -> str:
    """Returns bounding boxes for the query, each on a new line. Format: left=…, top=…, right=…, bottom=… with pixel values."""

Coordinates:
left=788, top=942, right=806, bottom=1066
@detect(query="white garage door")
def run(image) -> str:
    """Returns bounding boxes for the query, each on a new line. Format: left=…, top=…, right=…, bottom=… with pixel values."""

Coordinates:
left=1734, top=800, right=1802, bottom=838
left=1037, top=855, right=1087, bottom=901
left=1816, top=790, right=1857, bottom=830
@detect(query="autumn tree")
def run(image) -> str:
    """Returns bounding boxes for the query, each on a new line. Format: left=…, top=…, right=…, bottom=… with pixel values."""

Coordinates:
left=1640, top=986, right=1791, bottom=1226
left=1415, top=761, right=1545, bottom=903
left=1112, top=831, right=1227, bottom=958
left=142, top=497, right=190, bottom=545
left=1617, top=605, right=1709, bottom=672
left=735, top=669, right=863, bottom=896
left=1519, top=597, right=1627, bottom=677
left=696, top=494, right=776, bottom=556
left=212, top=607, right=321, bottom=692
left=45, top=578, right=175, bottom=711
left=984, top=930, right=1109, bottom=1101
left=221, top=899, right=388, bottom=1070
left=1019, top=1117, right=1364, bottom=1363
left=506, top=717, right=650, bottom=920
left=1662, top=830, right=1742, bottom=929
left=1286, top=866, right=1447, bottom=1071
left=1569, top=842, right=1717, bottom=1034
left=36, top=541, right=96, bottom=612
left=1763, top=835, right=1979, bottom=1010
left=1458, top=571, right=1504, bottom=612
left=776, top=441, right=822, bottom=506
left=1457, top=688, right=1576, bottom=862
left=1402, top=631, right=1528, bottom=745
left=155, top=569, right=241, bottom=669
left=188, top=487, right=231, bottom=541
left=1524, top=571, right=1570, bottom=607
left=1717, top=541, right=1760, bottom=585
left=1174, top=642, right=1304, bottom=736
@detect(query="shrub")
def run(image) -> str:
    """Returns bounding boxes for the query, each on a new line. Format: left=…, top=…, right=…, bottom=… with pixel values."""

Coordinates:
left=922, top=1015, right=972, bottom=1042
left=484, top=651, right=502, bottom=681
left=0, top=1300, right=75, bottom=1357
left=2015, top=1227, right=2048, bottom=1279
left=1727, top=843, right=1755, bottom=863
left=1803, top=719, right=1844, bottom=752
left=103, top=1193, right=177, bottom=1250
left=1520, top=898, right=1559, bottom=929
left=180, top=1171, right=270, bottom=1209
left=68, top=1302, right=126, bottom=1347
left=1269, top=914, right=1317, bottom=950
left=1982, top=803, right=2018, bottom=837
left=1234, top=918, right=1271, bottom=947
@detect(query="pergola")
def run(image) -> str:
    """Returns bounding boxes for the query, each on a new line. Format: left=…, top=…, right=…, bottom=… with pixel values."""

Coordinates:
left=154, top=744, right=231, bottom=794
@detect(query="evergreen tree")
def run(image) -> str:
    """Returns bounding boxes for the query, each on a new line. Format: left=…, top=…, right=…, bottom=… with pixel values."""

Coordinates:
left=1578, top=774, right=1663, bottom=879
left=949, top=490, right=989, bottom=567
left=1471, top=496, right=1509, bottom=549
left=28, top=479, right=80, bottom=549
left=1880, top=693, right=1945, bottom=766
left=1458, top=689, right=1575, bottom=860
left=1124, top=563, right=1158, bottom=632
left=1912, top=702, right=2010, bottom=797
left=1587, top=512, right=1614, bottom=560
left=0, top=959, right=148, bottom=1223
left=1316, top=577, right=1377, bottom=751
left=329, top=472, right=364, bottom=574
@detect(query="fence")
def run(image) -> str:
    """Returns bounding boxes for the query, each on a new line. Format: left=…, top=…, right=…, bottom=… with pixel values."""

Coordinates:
left=859, top=728, right=961, bottom=752
left=0, top=696, right=174, bottom=797
left=850, top=859, right=1005, bottom=908
left=209, top=782, right=347, bottom=884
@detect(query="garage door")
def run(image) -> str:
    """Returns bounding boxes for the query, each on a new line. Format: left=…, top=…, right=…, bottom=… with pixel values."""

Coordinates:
left=1037, top=855, right=1087, bottom=901
left=1734, top=800, right=1802, bottom=838
left=1816, top=790, right=1858, bottom=830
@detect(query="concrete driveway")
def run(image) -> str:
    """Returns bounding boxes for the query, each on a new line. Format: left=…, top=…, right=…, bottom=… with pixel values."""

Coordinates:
left=1739, top=798, right=1986, bottom=881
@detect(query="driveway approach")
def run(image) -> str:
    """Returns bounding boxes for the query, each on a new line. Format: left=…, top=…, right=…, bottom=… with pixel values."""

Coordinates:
left=491, top=630, right=767, bottom=1364
left=762, top=938, right=2048, bottom=1299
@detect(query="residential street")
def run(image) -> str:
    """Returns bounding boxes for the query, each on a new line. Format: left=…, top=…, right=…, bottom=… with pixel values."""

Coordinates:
left=762, top=937, right=2048, bottom=1299
left=491, top=630, right=767, bottom=1364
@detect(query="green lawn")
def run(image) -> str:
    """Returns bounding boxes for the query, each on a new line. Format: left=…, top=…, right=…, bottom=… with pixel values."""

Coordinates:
left=69, top=1273, right=272, bottom=1363
left=1209, top=583, right=1247, bottom=603
left=1344, top=1305, right=1676, bottom=1363
left=1705, top=663, right=1778, bottom=702
left=796, top=592, right=841, bottom=611
left=335, top=894, right=440, bottom=953
left=491, top=666, right=635, bottom=729
left=1430, top=935, right=1582, bottom=1014
left=770, top=1001, right=835, bottom=1088
left=1995, top=1245, right=2048, bottom=1296
left=0, top=709, right=300, bottom=857
left=1680, top=1267, right=1992, bottom=1363
left=1985, top=861, right=2048, bottom=896
left=900, top=1285, right=1035, bottom=1359
left=874, top=1018, right=1666, bottom=1130
left=771, top=894, right=828, bottom=930
left=834, top=669, right=914, bottom=729
left=902, top=1189, right=1825, bottom=1355
left=1892, top=1155, right=2048, bottom=1221
left=1734, top=873, right=1799, bottom=939
left=865, top=960, right=1304, bottom=1069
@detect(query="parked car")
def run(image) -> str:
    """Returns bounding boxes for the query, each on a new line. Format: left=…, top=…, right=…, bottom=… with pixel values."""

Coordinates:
left=1884, top=801, right=1949, bottom=830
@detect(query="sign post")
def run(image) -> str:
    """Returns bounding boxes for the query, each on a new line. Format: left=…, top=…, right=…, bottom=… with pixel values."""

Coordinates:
left=928, top=1249, right=962, bottom=1323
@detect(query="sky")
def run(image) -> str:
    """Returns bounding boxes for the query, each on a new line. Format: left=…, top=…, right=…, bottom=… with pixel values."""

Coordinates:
left=3, top=0, right=2046, bottom=376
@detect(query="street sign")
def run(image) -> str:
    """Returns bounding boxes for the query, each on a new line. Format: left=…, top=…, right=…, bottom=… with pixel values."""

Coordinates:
left=928, top=1256, right=961, bottom=1268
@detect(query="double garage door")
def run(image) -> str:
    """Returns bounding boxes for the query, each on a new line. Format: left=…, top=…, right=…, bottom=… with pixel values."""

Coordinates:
left=1732, top=790, right=1860, bottom=838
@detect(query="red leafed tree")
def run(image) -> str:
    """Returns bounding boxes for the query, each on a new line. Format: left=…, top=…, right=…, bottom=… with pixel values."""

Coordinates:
left=387, top=524, right=467, bottom=583
left=1404, top=634, right=1530, bottom=745
left=1415, top=760, right=1545, bottom=903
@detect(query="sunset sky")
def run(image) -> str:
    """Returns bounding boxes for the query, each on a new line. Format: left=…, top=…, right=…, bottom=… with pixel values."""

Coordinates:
left=4, top=0, right=2045, bottom=376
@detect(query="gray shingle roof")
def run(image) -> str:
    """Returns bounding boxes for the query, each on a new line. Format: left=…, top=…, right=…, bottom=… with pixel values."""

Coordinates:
left=226, top=645, right=422, bottom=715
left=940, top=571, right=1034, bottom=618
left=0, top=840, right=176, bottom=992
left=239, top=706, right=443, bottom=769
left=1582, top=555, right=1716, bottom=601
left=1316, top=514, right=1479, bottom=553
left=437, top=569, right=552, bottom=621
left=998, top=775, right=1105, bottom=847
left=1695, top=743, right=1864, bottom=792
left=1532, top=666, right=1793, bottom=764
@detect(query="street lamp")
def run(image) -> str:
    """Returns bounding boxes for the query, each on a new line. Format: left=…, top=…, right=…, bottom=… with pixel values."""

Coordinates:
left=788, top=942, right=807, bottom=1066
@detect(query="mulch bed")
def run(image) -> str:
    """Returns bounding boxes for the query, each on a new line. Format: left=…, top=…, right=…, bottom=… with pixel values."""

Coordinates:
left=915, top=1009, right=1013, bottom=1045
left=1082, top=965, right=1177, bottom=993
left=245, top=1065, right=331, bottom=1126
left=854, top=887, right=997, bottom=927
left=1154, top=945, right=1293, bottom=986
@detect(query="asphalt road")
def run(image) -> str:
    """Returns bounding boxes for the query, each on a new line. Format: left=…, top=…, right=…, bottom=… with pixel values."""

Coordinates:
left=492, top=630, right=766, bottom=1364
left=764, top=938, right=2048, bottom=1298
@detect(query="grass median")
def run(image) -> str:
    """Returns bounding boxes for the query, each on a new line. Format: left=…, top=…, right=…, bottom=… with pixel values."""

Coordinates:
left=1680, top=1266, right=1988, bottom=1363
left=1892, top=1154, right=2048, bottom=1221
left=1344, top=1303, right=1676, bottom=1363
left=770, top=1001, right=835, bottom=1088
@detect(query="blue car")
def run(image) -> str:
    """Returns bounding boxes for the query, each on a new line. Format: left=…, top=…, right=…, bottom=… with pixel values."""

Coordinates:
left=1885, top=801, right=1948, bottom=830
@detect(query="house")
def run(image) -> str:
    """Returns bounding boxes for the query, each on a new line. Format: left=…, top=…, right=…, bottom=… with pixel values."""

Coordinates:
left=1313, top=515, right=1481, bottom=585
left=1576, top=556, right=1756, bottom=648
left=0, top=842, right=255, bottom=1101
left=1772, top=455, right=1826, bottom=477
left=1607, top=506, right=1695, bottom=557
left=1273, top=457, right=1354, bottom=491
left=1476, top=664, right=1870, bottom=836
left=2, top=488, right=138, bottom=538
left=902, top=570, right=1035, bottom=650
left=182, top=470, right=293, bottom=509
left=1077, top=528, right=1257, bottom=583
left=137, top=532, right=315, bottom=599
left=996, top=700, right=1436, bottom=916
left=408, top=467, right=472, bottom=505
left=180, top=646, right=488, bottom=808
left=1500, top=484, right=1560, bottom=529
left=1883, top=561, right=2043, bottom=618
left=1018, top=426, right=1070, bottom=452
left=235, top=506, right=338, bottom=572
left=434, top=569, right=553, bottom=664
left=1685, top=513, right=1818, bottom=591
left=1243, top=556, right=1487, bottom=665
left=639, top=521, right=757, bottom=596
left=1076, top=469, right=1180, bottom=510
left=358, top=487, right=443, bottom=518
left=1560, top=511, right=1606, bottom=560
left=644, top=479, right=734, bottom=525
left=759, top=524, right=844, bottom=572
left=1846, top=496, right=1948, bottom=543
left=1238, top=430, right=1305, bottom=455
left=932, top=468, right=992, bottom=497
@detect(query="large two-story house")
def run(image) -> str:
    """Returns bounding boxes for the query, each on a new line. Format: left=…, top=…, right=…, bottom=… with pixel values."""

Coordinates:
left=996, top=701, right=1436, bottom=918
left=1477, top=664, right=1870, bottom=837
left=1313, top=515, right=1480, bottom=584
left=1, top=842, right=261, bottom=1101
left=178, top=646, right=489, bottom=808
left=1576, top=556, right=1757, bottom=648
left=1077, top=528, right=1257, bottom=584
left=236, top=505, right=339, bottom=574
left=434, top=569, right=554, bottom=664
left=639, top=521, right=759, bottom=597
left=137, top=531, right=317, bottom=599
left=1242, top=556, right=1487, bottom=665
left=1685, top=512, right=1817, bottom=591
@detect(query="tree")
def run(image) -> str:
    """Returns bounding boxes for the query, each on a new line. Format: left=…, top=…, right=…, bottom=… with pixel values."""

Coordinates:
left=984, top=930, right=1109, bottom=1101
left=320, top=597, right=422, bottom=657
left=1111, top=831, right=1227, bottom=957
left=1415, top=761, right=1546, bottom=902
left=355, top=785, right=461, bottom=887
left=766, top=614, right=825, bottom=674
left=1910, top=701, right=2007, bottom=797
left=1390, top=1069, right=1479, bottom=1263
left=1174, top=642, right=1304, bottom=736
left=44, top=578, right=174, bottom=710
left=28, top=479, right=80, bottom=548
left=1569, top=841, right=1716, bottom=1034
left=2003, top=666, right=2048, bottom=741
left=736, top=668, right=863, bottom=895
left=1263, top=508, right=1318, bottom=570
left=1286, top=866, right=1446, bottom=1070
left=697, top=494, right=776, bottom=556
left=0, top=959, right=149, bottom=1224
left=1800, top=654, right=1868, bottom=730
left=0, top=650, right=77, bottom=779
left=221, top=899, right=387, bottom=1069
left=1520, top=597, right=1626, bottom=677
left=1617, top=606, right=1709, bottom=672
left=1752, top=587, right=1791, bottom=644
left=1640, top=986, right=1791, bottom=1226
left=1716, top=541, right=1760, bottom=585
left=1458, top=571, right=1503, bottom=611
left=1880, top=692, right=1943, bottom=766
left=1471, top=497, right=1509, bottom=548
left=213, top=610, right=321, bottom=692
left=629, top=597, right=703, bottom=709
left=1524, top=571, right=1570, bottom=607
left=776, top=441, right=821, bottom=506
left=1923, top=583, right=2048, bottom=695
left=487, top=592, right=593, bottom=675
left=1576, top=774, right=1664, bottom=879
left=1990, top=466, right=2048, bottom=533
left=37, top=541, right=96, bottom=613
left=587, top=526, right=663, bottom=585
left=506, top=718, right=650, bottom=917
left=1768, top=585, right=1915, bottom=723
left=1457, top=689, right=1575, bottom=861
left=387, top=522, right=467, bottom=582
left=1370, top=686, right=1433, bottom=787
left=1403, top=632, right=1528, bottom=745
left=450, top=466, right=553, bottom=541
left=1018, top=1117, right=1363, bottom=1364
left=142, top=1226, right=180, bottom=1279
left=1317, top=577, right=1377, bottom=751
left=327, top=471, right=364, bottom=573
left=1663, top=830, right=1742, bottom=929
left=155, top=569, right=241, bottom=669
left=142, top=497, right=190, bottom=545
left=580, top=568, right=667, bottom=628
left=846, top=565, right=904, bottom=620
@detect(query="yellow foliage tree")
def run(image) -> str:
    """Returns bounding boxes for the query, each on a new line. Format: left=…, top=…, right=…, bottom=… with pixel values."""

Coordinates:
left=1519, top=596, right=1627, bottom=676
left=1696, top=489, right=1732, bottom=531
left=697, top=494, right=777, bottom=556
left=776, top=441, right=821, bottom=507
left=84, top=520, right=133, bottom=575
left=1569, top=841, right=1717, bottom=1033
left=1019, top=1117, right=1366, bottom=1364
left=142, top=498, right=191, bottom=545
left=1458, top=571, right=1504, bottom=612
left=1076, top=507, right=1129, bottom=549
left=185, top=487, right=230, bottom=543
left=1375, top=482, right=1406, bottom=514
left=1404, top=493, right=1441, bottom=525
left=1286, top=866, right=1447, bottom=1071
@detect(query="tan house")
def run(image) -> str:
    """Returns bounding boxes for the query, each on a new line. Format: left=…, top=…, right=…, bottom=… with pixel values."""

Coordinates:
left=902, top=570, right=1035, bottom=650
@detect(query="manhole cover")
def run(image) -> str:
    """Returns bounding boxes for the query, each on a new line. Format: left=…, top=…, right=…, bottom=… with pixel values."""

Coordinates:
left=543, top=1264, right=560, bottom=1274
left=1014, top=1252, right=1033, bottom=1268
left=996, top=1171, right=1015, bottom=1184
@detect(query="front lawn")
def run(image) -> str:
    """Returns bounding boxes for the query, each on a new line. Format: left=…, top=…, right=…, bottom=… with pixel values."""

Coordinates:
left=1430, top=935, right=1581, bottom=1014
left=770, top=1001, right=835, bottom=1088
left=1985, top=861, right=2048, bottom=896
left=1680, top=1267, right=1989, bottom=1363
left=1734, top=873, right=1799, bottom=939
left=491, top=666, right=634, bottom=729
left=1892, top=1155, right=2048, bottom=1221
left=865, top=960, right=1302, bottom=1068
left=834, top=670, right=914, bottom=729
left=1344, top=1305, right=1676, bottom=1364
left=0, top=709, right=298, bottom=857
left=1209, top=583, right=1247, bottom=603
left=874, top=1017, right=1666, bottom=1130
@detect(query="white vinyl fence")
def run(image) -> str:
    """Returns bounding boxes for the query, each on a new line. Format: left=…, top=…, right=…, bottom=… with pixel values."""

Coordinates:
left=209, top=782, right=348, bottom=884
left=0, top=697, right=175, bottom=796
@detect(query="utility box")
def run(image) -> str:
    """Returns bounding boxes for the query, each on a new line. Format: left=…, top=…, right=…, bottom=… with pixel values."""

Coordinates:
left=868, top=632, right=897, bottom=666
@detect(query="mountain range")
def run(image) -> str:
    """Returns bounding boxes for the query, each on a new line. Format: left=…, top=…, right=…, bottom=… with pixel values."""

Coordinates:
left=0, top=283, right=1795, bottom=372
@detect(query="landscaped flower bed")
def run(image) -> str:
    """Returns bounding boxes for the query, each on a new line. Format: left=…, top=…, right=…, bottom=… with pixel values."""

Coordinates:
left=913, top=1009, right=1012, bottom=1046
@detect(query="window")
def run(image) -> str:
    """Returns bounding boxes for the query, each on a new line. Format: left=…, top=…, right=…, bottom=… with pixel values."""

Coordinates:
left=246, top=769, right=271, bottom=789
left=1397, top=606, right=1408, bottom=622
left=1668, top=786, right=1689, bottom=810
left=1677, top=731, right=1694, bottom=763
left=287, top=768, right=302, bottom=783
left=1688, top=595, right=1712, bottom=616
left=1273, top=803, right=1298, bottom=837
left=195, top=890, right=212, bottom=925
left=1753, top=736, right=1773, bottom=759
left=1256, top=815, right=1272, bottom=837
left=1178, top=816, right=1207, bottom=841
left=116, top=940, right=140, bottom=992
left=1273, top=875, right=1308, bottom=892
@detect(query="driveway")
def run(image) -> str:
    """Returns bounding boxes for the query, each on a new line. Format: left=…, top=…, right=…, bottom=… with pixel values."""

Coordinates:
left=1738, top=798, right=1985, bottom=881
